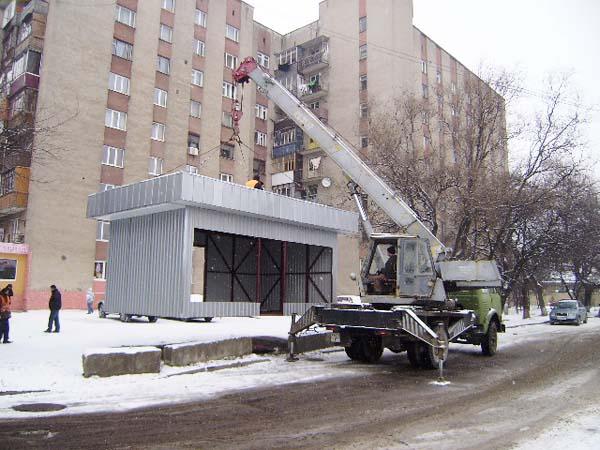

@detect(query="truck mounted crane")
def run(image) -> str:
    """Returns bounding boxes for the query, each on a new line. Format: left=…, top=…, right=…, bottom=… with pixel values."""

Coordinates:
left=233, top=58, right=504, bottom=376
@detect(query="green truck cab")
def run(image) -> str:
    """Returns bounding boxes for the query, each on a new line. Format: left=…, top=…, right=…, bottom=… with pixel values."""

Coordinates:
left=452, top=288, right=505, bottom=355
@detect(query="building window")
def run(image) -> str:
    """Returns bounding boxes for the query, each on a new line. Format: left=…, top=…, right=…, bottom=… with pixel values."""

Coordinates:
left=96, top=221, right=110, bottom=242
left=309, top=101, right=320, bottom=110
left=360, top=136, right=369, bottom=148
left=226, top=24, right=240, bottom=42
left=186, top=165, right=198, bottom=175
left=102, top=145, right=125, bottom=168
left=451, top=105, right=457, bottom=116
left=100, top=183, right=115, bottom=192
left=154, top=88, right=168, bottom=107
left=115, top=5, right=136, bottom=28
left=195, top=9, right=207, bottom=27
left=160, top=24, right=173, bottom=43
left=149, top=157, right=164, bottom=176
left=105, top=108, right=127, bottom=130
left=257, top=52, right=270, bottom=69
left=422, top=84, right=429, bottom=99
left=222, top=111, right=234, bottom=128
left=220, top=143, right=234, bottom=160
left=451, top=81, right=457, bottom=93
left=108, top=72, right=130, bottom=95
left=220, top=173, right=233, bottom=183
left=11, top=50, right=41, bottom=79
left=224, top=52, right=238, bottom=70
left=360, top=74, right=367, bottom=91
left=255, top=104, right=267, bottom=120
left=255, top=131, right=267, bottom=146
left=188, top=133, right=200, bottom=151
left=222, top=81, right=236, bottom=99
left=162, top=0, right=175, bottom=13
left=279, top=47, right=297, bottom=65
left=359, top=16, right=367, bottom=33
left=94, top=261, right=107, bottom=280
left=190, top=100, right=202, bottom=118
left=253, top=158, right=266, bottom=177
left=421, top=60, right=427, bottom=74
left=151, top=122, right=165, bottom=141
left=309, top=73, right=321, bottom=86
left=18, top=20, right=31, bottom=43
left=195, top=39, right=205, bottom=57
left=436, top=71, right=442, bottom=84
left=274, top=184, right=292, bottom=197
left=275, top=128, right=296, bottom=146
left=360, top=103, right=368, bottom=119
left=306, top=185, right=318, bottom=202
left=191, top=69, right=204, bottom=87
left=359, top=44, right=367, bottom=60
left=157, top=56, right=171, bottom=74
left=112, top=39, right=133, bottom=60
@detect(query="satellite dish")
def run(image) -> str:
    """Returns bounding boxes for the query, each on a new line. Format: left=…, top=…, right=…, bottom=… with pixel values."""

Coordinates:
left=321, top=177, right=332, bottom=188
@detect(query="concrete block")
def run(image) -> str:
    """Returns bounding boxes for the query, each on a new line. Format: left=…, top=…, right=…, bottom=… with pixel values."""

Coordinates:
left=82, top=347, right=161, bottom=378
left=162, top=338, right=253, bottom=366
left=294, top=332, right=335, bottom=354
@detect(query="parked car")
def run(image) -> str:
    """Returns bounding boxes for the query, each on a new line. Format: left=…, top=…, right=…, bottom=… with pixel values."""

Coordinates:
left=549, top=300, right=587, bottom=325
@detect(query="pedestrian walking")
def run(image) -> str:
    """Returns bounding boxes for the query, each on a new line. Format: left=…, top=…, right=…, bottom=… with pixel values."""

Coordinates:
left=0, top=283, right=13, bottom=343
left=45, top=285, right=61, bottom=333
left=86, top=288, right=95, bottom=314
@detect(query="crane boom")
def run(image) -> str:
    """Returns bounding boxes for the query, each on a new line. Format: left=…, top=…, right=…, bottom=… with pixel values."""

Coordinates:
left=233, top=58, right=445, bottom=255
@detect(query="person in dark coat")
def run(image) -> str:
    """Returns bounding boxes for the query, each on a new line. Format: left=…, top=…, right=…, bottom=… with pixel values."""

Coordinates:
left=0, top=283, right=13, bottom=343
left=45, top=285, right=61, bottom=333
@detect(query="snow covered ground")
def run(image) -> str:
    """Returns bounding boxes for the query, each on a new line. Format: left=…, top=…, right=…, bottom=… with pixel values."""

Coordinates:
left=1, top=307, right=599, bottom=449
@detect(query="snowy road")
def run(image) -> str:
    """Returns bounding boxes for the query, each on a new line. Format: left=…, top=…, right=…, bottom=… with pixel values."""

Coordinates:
left=0, top=312, right=599, bottom=449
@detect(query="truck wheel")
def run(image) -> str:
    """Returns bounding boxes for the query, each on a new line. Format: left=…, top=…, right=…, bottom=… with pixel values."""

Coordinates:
left=344, top=339, right=364, bottom=361
left=360, top=336, right=383, bottom=363
left=147, top=316, right=157, bottom=323
left=98, top=302, right=106, bottom=319
left=421, top=325, right=449, bottom=370
left=204, top=317, right=213, bottom=323
left=119, top=313, right=131, bottom=323
left=481, top=321, right=498, bottom=356
left=407, top=343, right=425, bottom=368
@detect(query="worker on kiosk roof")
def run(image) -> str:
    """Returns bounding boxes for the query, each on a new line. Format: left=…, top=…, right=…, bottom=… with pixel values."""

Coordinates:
left=245, top=174, right=264, bottom=190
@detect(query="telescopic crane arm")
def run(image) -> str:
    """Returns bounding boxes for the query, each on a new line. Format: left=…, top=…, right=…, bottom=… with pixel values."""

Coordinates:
left=233, top=58, right=445, bottom=256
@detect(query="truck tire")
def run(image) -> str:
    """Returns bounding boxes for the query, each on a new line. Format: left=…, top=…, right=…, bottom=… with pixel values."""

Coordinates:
left=344, top=339, right=365, bottom=361
left=407, top=343, right=425, bottom=369
left=119, top=313, right=131, bottom=323
left=481, top=320, right=498, bottom=356
left=360, top=336, right=383, bottom=363
left=147, top=316, right=158, bottom=323
left=98, top=302, right=106, bottom=319
left=204, top=317, right=213, bottom=323
left=421, top=325, right=449, bottom=370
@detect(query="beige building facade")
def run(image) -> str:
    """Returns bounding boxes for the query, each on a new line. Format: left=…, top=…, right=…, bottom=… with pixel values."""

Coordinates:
left=0, top=0, right=501, bottom=310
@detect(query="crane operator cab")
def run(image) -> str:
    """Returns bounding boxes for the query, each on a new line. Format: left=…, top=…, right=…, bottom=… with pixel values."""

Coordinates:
left=364, top=234, right=438, bottom=303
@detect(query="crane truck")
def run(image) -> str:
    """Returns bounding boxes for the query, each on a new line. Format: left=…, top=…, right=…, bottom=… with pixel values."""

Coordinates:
left=233, top=58, right=504, bottom=375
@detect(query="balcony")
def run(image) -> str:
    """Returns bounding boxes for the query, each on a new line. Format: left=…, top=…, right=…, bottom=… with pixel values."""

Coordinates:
left=0, top=167, right=29, bottom=217
left=10, top=72, right=39, bottom=96
left=300, top=84, right=328, bottom=103
left=272, top=141, right=302, bottom=159
left=298, top=49, right=329, bottom=74
left=273, top=127, right=303, bottom=158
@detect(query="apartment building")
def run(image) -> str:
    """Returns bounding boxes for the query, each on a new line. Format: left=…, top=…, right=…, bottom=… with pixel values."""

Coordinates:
left=0, top=0, right=503, bottom=310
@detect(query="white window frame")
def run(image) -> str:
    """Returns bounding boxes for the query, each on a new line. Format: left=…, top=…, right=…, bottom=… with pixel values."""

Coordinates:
left=421, top=60, right=427, bottom=74
left=190, top=100, right=202, bottom=118
left=195, top=39, right=205, bottom=57
left=151, top=122, right=166, bottom=141
left=220, top=144, right=234, bottom=160
left=148, top=156, right=164, bottom=176
left=360, top=103, right=368, bottom=119
left=224, top=52, right=238, bottom=70
left=220, top=173, right=233, bottom=183
left=154, top=88, right=168, bottom=107
left=255, top=104, right=267, bottom=120
left=96, top=221, right=110, bottom=242
left=309, top=101, right=320, bottom=110
left=222, top=81, right=236, bottom=99
left=108, top=72, right=130, bottom=95
left=257, top=52, right=270, bottom=69
left=159, top=24, right=173, bottom=43
left=191, top=69, right=204, bottom=87
left=360, top=74, right=367, bottom=91
left=222, top=111, right=233, bottom=128
left=105, top=108, right=127, bottom=131
left=436, top=71, right=442, bottom=84
left=115, top=5, right=136, bottom=28
left=100, top=183, right=115, bottom=192
left=94, top=261, right=107, bottom=280
left=102, top=145, right=125, bottom=168
left=112, top=39, right=133, bottom=60
left=157, top=55, right=171, bottom=75
left=255, top=131, right=267, bottom=146
left=226, top=24, right=240, bottom=42
left=359, top=44, right=367, bottom=60
left=161, top=0, right=175, bottom=13
left=195, top=9, right=207, bottom=27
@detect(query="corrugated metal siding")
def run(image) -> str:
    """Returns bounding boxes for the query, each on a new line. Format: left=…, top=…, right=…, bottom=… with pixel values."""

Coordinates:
left=104, top=209, right=187, bottom=317
left=88, top=172, right=358, bottom=235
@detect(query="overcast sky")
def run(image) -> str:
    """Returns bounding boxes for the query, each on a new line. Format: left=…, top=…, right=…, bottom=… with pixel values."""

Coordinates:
left=245, top=0, right=600, bottom=167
